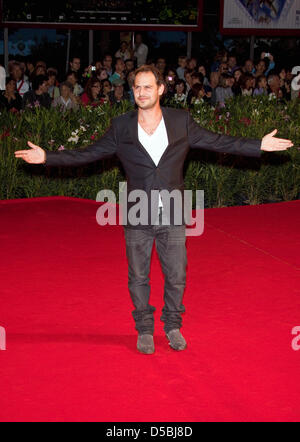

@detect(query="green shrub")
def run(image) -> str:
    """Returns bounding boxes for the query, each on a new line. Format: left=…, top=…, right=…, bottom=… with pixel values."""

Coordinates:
left=0, top=97, right=299, bottom=207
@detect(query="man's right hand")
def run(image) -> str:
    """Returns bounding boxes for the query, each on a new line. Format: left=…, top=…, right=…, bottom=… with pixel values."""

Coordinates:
left=14, top=141, right=46, bottom=164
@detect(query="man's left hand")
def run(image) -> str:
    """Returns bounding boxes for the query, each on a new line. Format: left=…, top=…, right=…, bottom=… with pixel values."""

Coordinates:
left=261, top=129, right=293, bottom=151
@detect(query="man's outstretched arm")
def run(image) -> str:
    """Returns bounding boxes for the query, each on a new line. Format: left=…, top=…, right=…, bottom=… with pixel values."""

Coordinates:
left=187, top=113, right=293, bottom=157
left=14, top=122, right=118, bottom=167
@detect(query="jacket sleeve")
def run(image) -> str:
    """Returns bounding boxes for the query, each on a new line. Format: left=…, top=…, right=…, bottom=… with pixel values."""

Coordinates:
left=187, top=112, right=262, bottom=158
left=43, top=121, right=118, bottom=167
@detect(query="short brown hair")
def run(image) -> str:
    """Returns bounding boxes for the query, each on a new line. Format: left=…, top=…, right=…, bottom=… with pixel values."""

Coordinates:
left=133, top=65, right=165, bottom=87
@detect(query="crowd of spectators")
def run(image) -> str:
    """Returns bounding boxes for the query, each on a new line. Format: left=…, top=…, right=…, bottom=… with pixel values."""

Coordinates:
left=0, top=35, right=299, bottom=114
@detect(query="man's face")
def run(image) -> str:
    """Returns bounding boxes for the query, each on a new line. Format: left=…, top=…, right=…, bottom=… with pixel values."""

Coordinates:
left=188, top=58, right=197, bottom=69
left=135, top=34, right=142, bottom=45
left=125, top=60, right=134, bottom=72
left=70, top=58, right=80, bottom=71
left=41, top=81, right=49, bottom=94
left=156, top=59, right=166, bottom=71
left=228, top=56, right=236, bottom=68
left=133, top=72, right=164, bottom=110
left=178, top=57, right=187, bottom=68
left=219, top=63, right=228, bottom=74
left=104, top=56, right=112, bottom=68
left=245, top=60, right=253, bottom=73
left=12, top=66, right=22, bottom=80
left=116, top=59, right=125, bottom=72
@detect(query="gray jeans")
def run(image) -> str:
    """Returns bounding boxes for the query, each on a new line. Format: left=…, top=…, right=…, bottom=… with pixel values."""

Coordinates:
left=123, top=210, right=187, bottom=335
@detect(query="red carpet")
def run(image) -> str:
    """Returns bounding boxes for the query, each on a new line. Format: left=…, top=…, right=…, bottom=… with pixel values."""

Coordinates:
left=0, top=196, right=299, bottom=422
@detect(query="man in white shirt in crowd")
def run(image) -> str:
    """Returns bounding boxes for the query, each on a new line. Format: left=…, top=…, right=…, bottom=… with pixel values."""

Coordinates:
left=134, top=34, right=148, bottom=67
left=11, top=62, right=30, bottom=97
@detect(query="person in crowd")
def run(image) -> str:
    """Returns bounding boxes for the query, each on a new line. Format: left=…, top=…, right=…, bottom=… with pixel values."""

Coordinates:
left=103, top=54, right=113, bottom=76
left=254, top=59, right=268, bottom=78
left=253, top=75, right=268, bottom=96
left=81, top=77, right=103, bottom=107
left=69, top=56, right=81, bottom=73
left=0, top=76, right=22, bottom=112
left=173, top=79, right=187, bottom=105
left=176, top=56, right=187, bottom=80
left=47, top=68, right=60, bottom=100
left=115, top=41, right=132, bottom=62
left=95, top=68, right=108, bottom=82
left=278, top=67, right=291, bottom=100
left=211, top=49, right=228, bottom=72
left=156, top=57, right=167, bottom=76
left=22, top=74, right=51, bottom=109
left=243, top=59, right=255, bottom=75
left=66, top=71, right=83, bottom=97
left=108, top=79, right=130, bottom=105
left=240, top=73, right=255, bottom=96
left=210, top=71, right=220, bottom=89
left=109, top=58, right=126, bottom=84
left=218, top=62, right=229, bottom=75
left=231, top=68, right=243, bottom=96
left=10, top=61, right=30, bottom=97
left=213, top=73, right=234, bottom=107
left=189, top=83, right=210, bottom=107
left=125, top=70, right=136, bottom=104
left=227, top=54, right=238, bottom=74
left=25, top=58, right=35, bottom=81
left=198, top=64, right=210, bottom=87
left=186, top=57, right=197, bottom=71
left=184, top=69, right=194, bottom=93
left=125, top=59, right=135, bottom=75
left=100, top=79, right=112, bottom=103
left=163, top=68, right=177, bottom=101
left=260, top=52, right=275, bottom=76
left=133, top=33, right=148, bottom=67
left=52, top=81, right=79, bottom=111
left=267, top=73, right=282, bottom=99
left=32, top=64, right=47, bottom=77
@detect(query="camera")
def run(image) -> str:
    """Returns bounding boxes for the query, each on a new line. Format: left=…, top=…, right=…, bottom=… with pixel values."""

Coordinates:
left=91, top=66, right=96, bottom=71
left=265, top=53, right=270, bottom=58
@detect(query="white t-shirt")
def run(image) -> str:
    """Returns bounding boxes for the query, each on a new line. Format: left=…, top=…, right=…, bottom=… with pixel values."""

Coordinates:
left=138, top=117, right=168, bottom=208
left=134, top=43, right=148, bottom=67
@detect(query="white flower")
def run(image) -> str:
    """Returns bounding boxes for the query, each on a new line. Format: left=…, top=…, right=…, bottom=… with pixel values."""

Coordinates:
left=67, top=135, right=79, bottom=143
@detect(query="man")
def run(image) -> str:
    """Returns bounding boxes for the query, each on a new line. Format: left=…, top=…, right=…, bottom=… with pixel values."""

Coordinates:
left=267, top=73, right=282, bottom=99
left=156, top=57, right=166, bottom=76
left=10, top=61, right=30, bottom=97
left=15, top=65, right=293, bottom=354
left=133, top=34, right=148, bottom=67
left=22, top=74, right=51, bottom=109
left=69, top=56, right=81, bottom=74
left=103, top=54, right=113, bottom=77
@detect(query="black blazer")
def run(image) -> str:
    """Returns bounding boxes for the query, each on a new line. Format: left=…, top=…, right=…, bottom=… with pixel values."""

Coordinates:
left=44, top=107, right=262, bottom=227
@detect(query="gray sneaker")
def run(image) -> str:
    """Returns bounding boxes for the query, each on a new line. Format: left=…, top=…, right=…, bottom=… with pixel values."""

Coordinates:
left=166, top=329, right=187, bottom=351
left=137, top=334, right=155, bottom=354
